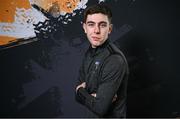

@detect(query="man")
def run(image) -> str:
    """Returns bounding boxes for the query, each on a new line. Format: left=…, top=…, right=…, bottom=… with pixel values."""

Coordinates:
left=75, top=3, right=129, bottom=118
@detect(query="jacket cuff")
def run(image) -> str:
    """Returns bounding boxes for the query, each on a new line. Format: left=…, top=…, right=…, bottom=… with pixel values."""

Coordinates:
left=78, top=87, right=95, bottom=107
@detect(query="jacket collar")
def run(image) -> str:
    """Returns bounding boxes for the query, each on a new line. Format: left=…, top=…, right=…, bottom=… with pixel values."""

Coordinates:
left=88, top=39, right=109, bottom=57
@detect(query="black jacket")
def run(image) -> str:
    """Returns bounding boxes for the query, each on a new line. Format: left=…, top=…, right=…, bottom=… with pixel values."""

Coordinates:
left=75, top=40, right=129, bottom=118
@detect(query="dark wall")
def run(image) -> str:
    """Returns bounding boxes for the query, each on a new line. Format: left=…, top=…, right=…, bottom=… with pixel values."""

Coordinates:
left=0, top=0, right=179, bottom=117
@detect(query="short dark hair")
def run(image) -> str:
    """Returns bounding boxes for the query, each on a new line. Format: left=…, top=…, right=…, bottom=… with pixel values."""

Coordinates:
left=83, top=3, right=112, bottom=23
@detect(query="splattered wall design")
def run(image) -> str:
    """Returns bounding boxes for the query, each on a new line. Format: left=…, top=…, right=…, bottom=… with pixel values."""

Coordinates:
left=0, top=0, right=92, bottom=47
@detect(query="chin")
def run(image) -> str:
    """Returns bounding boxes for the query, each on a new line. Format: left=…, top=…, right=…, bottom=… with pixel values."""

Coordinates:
left=92, top=43, right=100, bottom=47
left=92, top=41, right=100, bottom=45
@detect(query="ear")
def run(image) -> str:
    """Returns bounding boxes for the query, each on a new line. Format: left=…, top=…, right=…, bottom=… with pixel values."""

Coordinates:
left=83, top=23, right=87, bottom=33
left=108, top=24, right=113, bottom=34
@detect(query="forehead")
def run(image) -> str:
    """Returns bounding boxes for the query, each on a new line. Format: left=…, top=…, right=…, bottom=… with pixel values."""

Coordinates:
left=86, top=13, right=109, bottom=23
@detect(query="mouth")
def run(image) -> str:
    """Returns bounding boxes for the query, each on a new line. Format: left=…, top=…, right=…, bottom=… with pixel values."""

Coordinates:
left=92, top=36, right=100, bottom=41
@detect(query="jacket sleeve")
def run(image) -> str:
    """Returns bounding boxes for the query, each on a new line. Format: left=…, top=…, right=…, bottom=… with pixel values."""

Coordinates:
left=76, top=54, right=128, bottom=117
left=75, top=57, right=86, bottom=105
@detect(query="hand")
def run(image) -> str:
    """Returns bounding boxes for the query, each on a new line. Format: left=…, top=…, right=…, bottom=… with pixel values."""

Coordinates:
left=112, top=94, right=117, bottom=102
left=76, top=82, right=86, bottom=92
left=91, top=93, right=117, bottom=102
left=91, top=93, right=97, bottom=97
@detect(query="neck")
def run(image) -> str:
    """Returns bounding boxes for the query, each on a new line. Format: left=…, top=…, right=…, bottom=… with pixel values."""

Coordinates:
left=91, top=45, right=97, bottom=48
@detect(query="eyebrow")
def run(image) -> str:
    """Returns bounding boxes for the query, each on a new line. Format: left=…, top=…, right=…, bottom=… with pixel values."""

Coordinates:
left=86, top=21, right=108, bottom=25
left=86, top=21, right=95, bottom=24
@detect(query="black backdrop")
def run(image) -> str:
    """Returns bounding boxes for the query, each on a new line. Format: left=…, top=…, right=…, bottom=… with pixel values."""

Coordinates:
left=0, top=0, right=179, bottom=117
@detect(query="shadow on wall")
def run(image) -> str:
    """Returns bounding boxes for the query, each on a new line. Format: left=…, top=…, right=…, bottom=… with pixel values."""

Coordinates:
left=114, top=25, right=179, bottom=118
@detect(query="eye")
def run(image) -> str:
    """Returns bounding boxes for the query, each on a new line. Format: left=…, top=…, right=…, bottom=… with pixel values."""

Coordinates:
left=87, top=23, right=94, bottom=27
left=100, top=23, right=107, bottom=28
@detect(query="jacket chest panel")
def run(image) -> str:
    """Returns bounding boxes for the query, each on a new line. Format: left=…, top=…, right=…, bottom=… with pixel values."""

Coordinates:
left=84, top=56, right=102, bottom=93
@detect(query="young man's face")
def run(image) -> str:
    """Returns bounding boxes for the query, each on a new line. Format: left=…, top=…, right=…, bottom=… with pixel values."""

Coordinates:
left=83, top=13, right=113, bottom=48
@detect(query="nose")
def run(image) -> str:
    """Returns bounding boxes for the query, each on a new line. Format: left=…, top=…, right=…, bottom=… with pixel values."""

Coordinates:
left=94, top=25, right=100, bottom=34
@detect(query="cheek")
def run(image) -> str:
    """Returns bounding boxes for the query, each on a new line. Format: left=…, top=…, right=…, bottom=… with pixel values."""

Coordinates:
left=102, top=30, right=109, bottom=37
left=85, top=28, right=91, bottom=34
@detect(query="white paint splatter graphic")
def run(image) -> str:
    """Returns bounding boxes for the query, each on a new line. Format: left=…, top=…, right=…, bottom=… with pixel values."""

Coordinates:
left=59, top=0, right=88, bottom=15
left=0, top=0, right=89, bottom=40
left=99, top=0, right=105, bottom=3
left=0, top=7, right=46, bottom=39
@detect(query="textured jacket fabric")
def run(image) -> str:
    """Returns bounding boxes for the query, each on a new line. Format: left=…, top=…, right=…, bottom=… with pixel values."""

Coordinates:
left=75, top=40, right=129, bottom=118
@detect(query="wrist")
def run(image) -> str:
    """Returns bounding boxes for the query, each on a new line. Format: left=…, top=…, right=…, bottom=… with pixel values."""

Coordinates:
left=76, top=86, right=84, bottom=93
